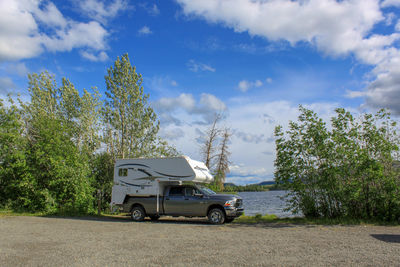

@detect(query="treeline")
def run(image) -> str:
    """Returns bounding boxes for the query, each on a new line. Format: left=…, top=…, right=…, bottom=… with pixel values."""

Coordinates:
left=0, top=54, right=177, bottom=214
left=224, top=184, right=270, bottom=192
left=206, top=183, right=284, bottom=193
left=275, top=106, right=400, bottom=222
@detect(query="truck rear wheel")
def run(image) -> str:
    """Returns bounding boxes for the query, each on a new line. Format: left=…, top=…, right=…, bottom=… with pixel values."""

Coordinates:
left=131, top=206, right=145, bottom=222
left=208, top=208, right=225, bottom=224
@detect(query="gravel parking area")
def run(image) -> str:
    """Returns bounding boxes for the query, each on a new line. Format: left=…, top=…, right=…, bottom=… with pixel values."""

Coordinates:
left=0, top=216, right=399, bottom=266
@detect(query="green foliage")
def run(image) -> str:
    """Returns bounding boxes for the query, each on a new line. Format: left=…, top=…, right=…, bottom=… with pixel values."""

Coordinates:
left=204, top=182, right=271, bottom=193
left=224, top=184, right=271, bottom=192
left=275, top=106, right=400, bottom=221
left=0, top=54, right=178, bottom=214
left=90, top=152, right=114, bottom=211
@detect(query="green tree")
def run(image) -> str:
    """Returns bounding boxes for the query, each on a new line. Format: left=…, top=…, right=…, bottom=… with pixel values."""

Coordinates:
left=0, top=97, right=42, bottom=211
left=275, top=106, right=400, bottom=221
left=19, top=72, right=95, bottom=213
left=103, top=54, right=176, bottom=159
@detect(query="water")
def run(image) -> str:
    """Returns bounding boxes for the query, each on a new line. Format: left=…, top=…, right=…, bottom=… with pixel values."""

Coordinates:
left=237, top=191, right=300, bottom=217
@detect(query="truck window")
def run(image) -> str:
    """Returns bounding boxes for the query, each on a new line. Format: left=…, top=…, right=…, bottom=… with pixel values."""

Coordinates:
left=184, top=187, right=195, bottom=196
left=169, top=187, right=184, bottom=196
left=118, top=168, right=128, bottom=177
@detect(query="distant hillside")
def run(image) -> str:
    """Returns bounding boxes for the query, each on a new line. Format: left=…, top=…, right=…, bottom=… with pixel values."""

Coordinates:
left=223, top=181, right=276, bottom=187
left=257, top=181, right=275, bottom=186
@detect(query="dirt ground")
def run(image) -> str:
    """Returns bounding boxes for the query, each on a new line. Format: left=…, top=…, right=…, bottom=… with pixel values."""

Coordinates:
left=0, top=215, right=399, bottom=266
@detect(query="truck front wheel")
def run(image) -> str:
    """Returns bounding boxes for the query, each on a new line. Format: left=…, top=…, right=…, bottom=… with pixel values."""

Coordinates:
left=131, top=206, right=145, bottom=222
left=208, top=208, right=225, bottom=224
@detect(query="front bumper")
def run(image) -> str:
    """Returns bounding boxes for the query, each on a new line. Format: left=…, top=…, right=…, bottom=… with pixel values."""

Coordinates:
left=224, top=206, right=244, bottom=218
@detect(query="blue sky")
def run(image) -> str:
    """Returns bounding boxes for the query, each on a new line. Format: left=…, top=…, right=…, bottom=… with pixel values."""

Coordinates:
left=1, top=0, right=400, bottom=184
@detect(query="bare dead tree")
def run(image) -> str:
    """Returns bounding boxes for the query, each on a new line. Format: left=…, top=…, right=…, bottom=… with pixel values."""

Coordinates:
left=201, top=114, right=221, bottom=170
left=215, top=128, right=231, bottom=190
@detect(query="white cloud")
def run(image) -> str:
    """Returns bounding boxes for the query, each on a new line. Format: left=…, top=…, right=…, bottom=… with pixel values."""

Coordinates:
left=199, top=93, right=226, bottom=111
left=238, top=79, right=263, bottom=92
left=43, top=21, right=108, bottom=52
left=159, top=128, right=185, bottom=141
left=138, top=26, right=152, bottom=35
left=154, top=93, right=226, bottom=125
left=345, top=90, right=366, bottom=98
left=0, top=0, right=112, bottom=62
left=6, top=62, right=29, bottom=77
left=0, top=77, right=15, bottom=94
left=141, top=3, right=160, bottom=16
left=155, top=93, right=196, bottom=113
left=396, top=19, right=400, bottom=31
left=381, top=0, right=400, bottom=8
left=187, top=59, right=215, bottom=72
left=385, top=12, right=396, bottom=26
left=0, top=0, right=43, bottom=61
left=234, top=131, right=266, bottom=144
left=78, top=0, right=128, bottom=24
left=177, top=0, right=384, bottom=56
left=176, top=0, right=400, bottom=114
left=266, top=77, right=272, bottom=84
left=80, top=50, right=109, bottom=62
left=171, top=80, right=178, bottom=86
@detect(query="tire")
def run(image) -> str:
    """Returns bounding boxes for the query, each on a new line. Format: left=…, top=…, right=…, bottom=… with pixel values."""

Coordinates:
left=131, top=206, right=145, bottom=222
left=208, top=208, right=226, bottom=224
left=149, top=215, right=160, bottom=221
left=225, top=218, right=234, bottom=223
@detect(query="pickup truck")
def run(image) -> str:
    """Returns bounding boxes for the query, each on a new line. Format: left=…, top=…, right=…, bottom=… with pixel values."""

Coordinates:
left=122, top=184, right=244, bottom=224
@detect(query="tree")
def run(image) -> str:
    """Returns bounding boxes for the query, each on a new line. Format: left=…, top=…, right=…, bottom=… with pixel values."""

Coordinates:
left=275, top=106, right=400, bottom=221
left=201, top=114, right=221, bottom=169
left=0, top=97, right=37, bottom=210
left=214, top=128, right=231, bottom=190
left=103, top=54, right=176, bottom=159
left=17, top=72, right=95, bottom=213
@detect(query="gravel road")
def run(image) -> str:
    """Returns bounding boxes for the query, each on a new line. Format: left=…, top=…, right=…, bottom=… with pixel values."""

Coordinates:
left=0, top=216, right=399, bottom=266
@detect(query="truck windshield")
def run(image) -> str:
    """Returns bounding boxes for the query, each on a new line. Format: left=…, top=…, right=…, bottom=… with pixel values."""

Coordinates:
left=197, top=186, right=216, bottom=195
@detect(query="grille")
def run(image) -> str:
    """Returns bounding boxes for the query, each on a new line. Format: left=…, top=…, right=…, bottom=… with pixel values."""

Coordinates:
left=235, top=199, right=242, bottom=208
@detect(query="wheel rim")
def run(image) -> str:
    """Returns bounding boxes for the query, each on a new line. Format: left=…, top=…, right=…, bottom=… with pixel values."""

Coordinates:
left=210, top=211, right=221, bottom=223
left=132, top=209, right=142, bottom=220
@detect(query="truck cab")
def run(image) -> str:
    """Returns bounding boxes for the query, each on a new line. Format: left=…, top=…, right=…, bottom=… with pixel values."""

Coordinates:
left=122, top=184, right=243, bottom=224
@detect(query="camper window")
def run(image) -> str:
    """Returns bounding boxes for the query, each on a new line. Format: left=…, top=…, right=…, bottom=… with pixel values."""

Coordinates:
left=118, top=168, right=128, bottom=177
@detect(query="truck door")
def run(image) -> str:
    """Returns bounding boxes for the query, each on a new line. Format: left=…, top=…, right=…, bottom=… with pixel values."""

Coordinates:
left=183, top=187, right=207, bottom=216
left=164, top=187, right=185, bottom=215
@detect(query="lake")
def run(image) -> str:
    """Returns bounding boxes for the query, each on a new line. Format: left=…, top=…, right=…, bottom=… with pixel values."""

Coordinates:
left=237, top=190, right=301, bottom=217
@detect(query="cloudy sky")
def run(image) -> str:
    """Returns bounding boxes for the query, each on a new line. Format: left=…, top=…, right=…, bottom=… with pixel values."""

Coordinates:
left=1, top=0, right=400, bottom=184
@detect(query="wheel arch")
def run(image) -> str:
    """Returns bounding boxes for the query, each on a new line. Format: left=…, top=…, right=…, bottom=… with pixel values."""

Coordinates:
left=207, top=204, right=225, bottom=216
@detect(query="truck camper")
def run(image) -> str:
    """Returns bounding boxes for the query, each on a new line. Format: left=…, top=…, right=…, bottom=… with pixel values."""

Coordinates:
left=111, top=156, right=243, bottom=224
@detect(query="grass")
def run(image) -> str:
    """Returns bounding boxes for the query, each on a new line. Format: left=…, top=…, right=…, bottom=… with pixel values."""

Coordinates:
left=0, top=209, right=46, bottom=217
left=234, top=213, right=400, bottom=226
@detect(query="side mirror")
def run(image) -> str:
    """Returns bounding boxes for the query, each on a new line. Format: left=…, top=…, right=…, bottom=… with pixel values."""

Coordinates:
left=194, top=193, right=204, bottom=198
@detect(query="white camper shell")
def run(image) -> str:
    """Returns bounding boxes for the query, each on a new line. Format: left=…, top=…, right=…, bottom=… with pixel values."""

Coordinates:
left=111, top=156, right=213, bottom=206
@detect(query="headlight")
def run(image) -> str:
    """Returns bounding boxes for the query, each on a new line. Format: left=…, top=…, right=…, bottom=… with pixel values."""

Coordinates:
left=224, top=200, right=235, bottom=207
